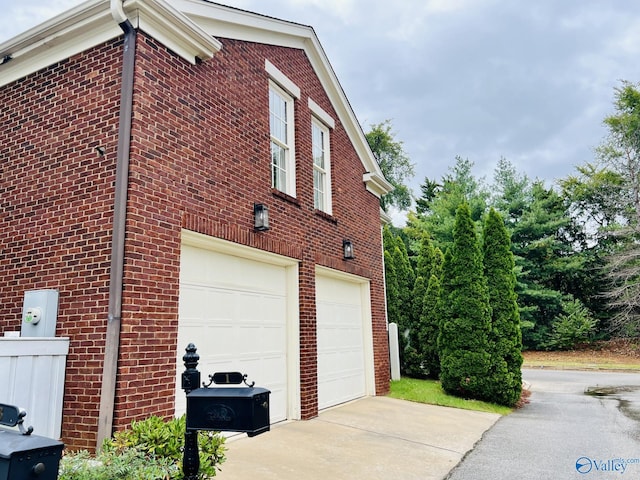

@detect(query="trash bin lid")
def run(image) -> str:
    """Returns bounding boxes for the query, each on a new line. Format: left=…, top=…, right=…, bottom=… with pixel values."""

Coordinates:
left=0, top=430, right=63, bottom=459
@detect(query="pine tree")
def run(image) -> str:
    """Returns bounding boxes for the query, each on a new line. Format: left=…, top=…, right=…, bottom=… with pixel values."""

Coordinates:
left=483, top=208, right=523, bottom=406
left=438, top=203, right=491, bottom=400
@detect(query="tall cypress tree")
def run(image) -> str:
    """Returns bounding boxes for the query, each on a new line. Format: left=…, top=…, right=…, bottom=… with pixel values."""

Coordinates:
left=404, top=275, right=427, bottom=377
left=483, top=208, right=523, bottom=406
left=392, top=238, right=416, bottom=374
left=419, top=273, right=442, bottom=378
left=384, top=249, right=400, bottom=329
left=438, top=203, right=491, bottom=400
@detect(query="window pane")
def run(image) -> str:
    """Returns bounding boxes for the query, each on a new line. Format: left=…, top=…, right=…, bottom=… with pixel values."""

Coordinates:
left=312, top=124, right=325, bottom=170
left=270, top=89, right=287, bottom=144
left=271, top=141, right=287, bottom=190
left=314, top=169, right=325, bottom=210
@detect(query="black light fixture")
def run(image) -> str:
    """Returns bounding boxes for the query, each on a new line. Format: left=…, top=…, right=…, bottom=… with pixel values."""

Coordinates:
left=343, top=239, right=354, bottom=259
left=254, top=203, right=270, bottom=231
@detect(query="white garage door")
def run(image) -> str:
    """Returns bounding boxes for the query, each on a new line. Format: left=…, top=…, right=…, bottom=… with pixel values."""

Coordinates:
left=176, top=234, right=297, bottom=423
left=316, top=269, right=373, bottom=410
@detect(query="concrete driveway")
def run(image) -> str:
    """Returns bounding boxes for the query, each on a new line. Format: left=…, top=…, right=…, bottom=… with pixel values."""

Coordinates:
left=216, top=396, right=499, bottom=480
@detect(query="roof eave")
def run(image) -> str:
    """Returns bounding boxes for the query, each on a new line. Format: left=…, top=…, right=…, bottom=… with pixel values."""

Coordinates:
left=0, top=0, right=221, bottom=88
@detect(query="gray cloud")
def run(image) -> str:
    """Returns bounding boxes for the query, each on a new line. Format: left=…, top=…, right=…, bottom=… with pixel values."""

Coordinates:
left=4, top=0, right=640, bottom=218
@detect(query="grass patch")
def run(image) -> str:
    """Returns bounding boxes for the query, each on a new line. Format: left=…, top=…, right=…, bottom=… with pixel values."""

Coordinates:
left=389, top=377, right=512, bottom=415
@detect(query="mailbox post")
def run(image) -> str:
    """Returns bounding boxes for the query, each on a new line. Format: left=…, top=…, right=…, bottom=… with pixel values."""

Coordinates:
left=181, top=344, right=201, bottom=480
left=181, top=343, right=270, bottom=479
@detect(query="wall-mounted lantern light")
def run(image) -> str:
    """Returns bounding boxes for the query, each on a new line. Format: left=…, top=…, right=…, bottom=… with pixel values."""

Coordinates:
left=254, top=203, right=270, bottom=231
left=343, top=239, right=354, bottom=259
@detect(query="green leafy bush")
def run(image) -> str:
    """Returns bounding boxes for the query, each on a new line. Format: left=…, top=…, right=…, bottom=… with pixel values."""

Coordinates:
left=545, top=298, right=598, bottom=350
left=58, top=448, right=178, bottom=480
left=60, top=415, right=225, bottom=480
left=105, top=415, right=225, bottom=479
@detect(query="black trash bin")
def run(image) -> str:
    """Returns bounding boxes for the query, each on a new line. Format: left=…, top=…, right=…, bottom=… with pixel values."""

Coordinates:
left=0, top=404, right=63, bottom=480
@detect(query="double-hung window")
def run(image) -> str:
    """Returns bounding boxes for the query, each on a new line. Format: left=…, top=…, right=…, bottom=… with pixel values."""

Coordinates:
left=309, top=98, right=334, bottom=215
left=269, top=84, right=293, bottom=193
left=266, top=60, right=299, bottom=197
left=312, top=119, right=331, bottom=213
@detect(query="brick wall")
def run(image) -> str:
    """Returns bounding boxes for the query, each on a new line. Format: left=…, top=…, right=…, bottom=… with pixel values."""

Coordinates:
left=0, top=30, right=389, bottom=450
left=0, top=41, right=122, bottom=450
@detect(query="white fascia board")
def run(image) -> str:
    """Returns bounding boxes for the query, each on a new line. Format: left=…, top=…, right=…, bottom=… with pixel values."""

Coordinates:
left=0, top=0, right=117, bottom=88
left=379, top=207, right=393, bottom=225
left=0, top=0, right=221, bottom=88
left=172, top=0, right=311, bottom=47
left=363, top=171, right=394, bottom=198
left=128, top=0, right=222, bottom=64
left=174, top=0, right=393, bottom=197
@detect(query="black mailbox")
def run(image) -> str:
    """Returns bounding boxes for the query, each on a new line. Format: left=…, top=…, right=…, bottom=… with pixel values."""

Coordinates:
left=186, top=386, right=270, bottom=437
left=0, top=405, right=63, bottom=480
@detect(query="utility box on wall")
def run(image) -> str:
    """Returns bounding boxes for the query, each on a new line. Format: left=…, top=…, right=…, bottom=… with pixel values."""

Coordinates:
left=20, top=290, right=59, bottom=338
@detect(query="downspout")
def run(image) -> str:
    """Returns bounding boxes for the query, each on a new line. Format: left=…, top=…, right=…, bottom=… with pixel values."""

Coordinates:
left=96, top=0, right=137, bottom=450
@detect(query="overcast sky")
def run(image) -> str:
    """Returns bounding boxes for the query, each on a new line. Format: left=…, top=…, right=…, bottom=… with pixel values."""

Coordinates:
left=3, top=0, right=640, bottom=223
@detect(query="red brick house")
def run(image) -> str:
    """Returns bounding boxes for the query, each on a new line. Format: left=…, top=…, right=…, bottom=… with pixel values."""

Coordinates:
left=0, top=0, right=392, bottom=451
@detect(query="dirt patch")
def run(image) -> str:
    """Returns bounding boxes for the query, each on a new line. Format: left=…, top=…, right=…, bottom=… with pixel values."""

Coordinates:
left=523, top=338, right=640, bottom=368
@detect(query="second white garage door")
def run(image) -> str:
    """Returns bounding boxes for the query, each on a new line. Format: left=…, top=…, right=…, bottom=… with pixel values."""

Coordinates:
left=176, top=232, right=299, bottom=423
left=316, top=267, right=374, bottom=410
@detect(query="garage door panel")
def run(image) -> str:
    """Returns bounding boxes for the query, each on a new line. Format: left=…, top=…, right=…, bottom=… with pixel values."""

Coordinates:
left=189, top=248, right=287, bottom=296
left=177, top=243, right=290, bottom=423
left=316, top=272, right=368, bottom=410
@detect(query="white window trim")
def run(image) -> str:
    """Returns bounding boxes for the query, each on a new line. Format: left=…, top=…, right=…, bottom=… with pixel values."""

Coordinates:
left=266, top=60, right=299, bottom=197
left=312, top=116, right=333, bottom=215
left=308, top=97, right=335, bottom=129
left=266, top=59, right=301, bottom=99
left=270, top=81, right=296, bottom=197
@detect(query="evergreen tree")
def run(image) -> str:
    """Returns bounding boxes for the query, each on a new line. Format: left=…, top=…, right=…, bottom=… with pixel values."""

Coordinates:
left=510, top=181, right=572, bottom=348
left=387, top=234, right=416, bottom=374
left=403, top=275, right=427, bottom=377
left=415, top=234, right=437, bottom=280
left=407, top=157, right=489, bottom=252
left=383, top=249, right=400, bottom=330
left=438, top=203, right=492, bottom=400
left=483, top=208, right=523, bottom=406
left=419, top=273, right=442, bottom=378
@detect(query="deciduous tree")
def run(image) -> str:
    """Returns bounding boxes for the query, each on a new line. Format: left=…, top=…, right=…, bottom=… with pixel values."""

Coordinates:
left=366, top=120, right=415, bottom=213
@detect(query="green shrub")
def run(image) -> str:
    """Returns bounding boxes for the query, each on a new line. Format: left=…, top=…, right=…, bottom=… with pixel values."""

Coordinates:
left=104, top=415, right=226, bottom=479
left=60, top=415, right=225, bottom=480
left=544, top=298, right=598, bottom=350
left=59, top=448, right=178, bottom=480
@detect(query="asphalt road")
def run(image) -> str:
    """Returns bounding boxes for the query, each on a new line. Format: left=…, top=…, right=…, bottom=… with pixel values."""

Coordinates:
left=446, top=369, right=640, bottom=480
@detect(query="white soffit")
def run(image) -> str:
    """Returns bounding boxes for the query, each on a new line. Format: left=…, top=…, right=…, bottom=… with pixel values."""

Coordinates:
left=0, top=0, right=221, bottom=88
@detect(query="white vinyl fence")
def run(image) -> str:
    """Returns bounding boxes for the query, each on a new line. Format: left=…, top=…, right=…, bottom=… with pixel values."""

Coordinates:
left=0, top=337, right=69, bottom=439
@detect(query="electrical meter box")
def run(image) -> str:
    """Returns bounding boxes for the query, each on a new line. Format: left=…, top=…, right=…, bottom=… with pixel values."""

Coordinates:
left=20, top=290, right=59, bottom=338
